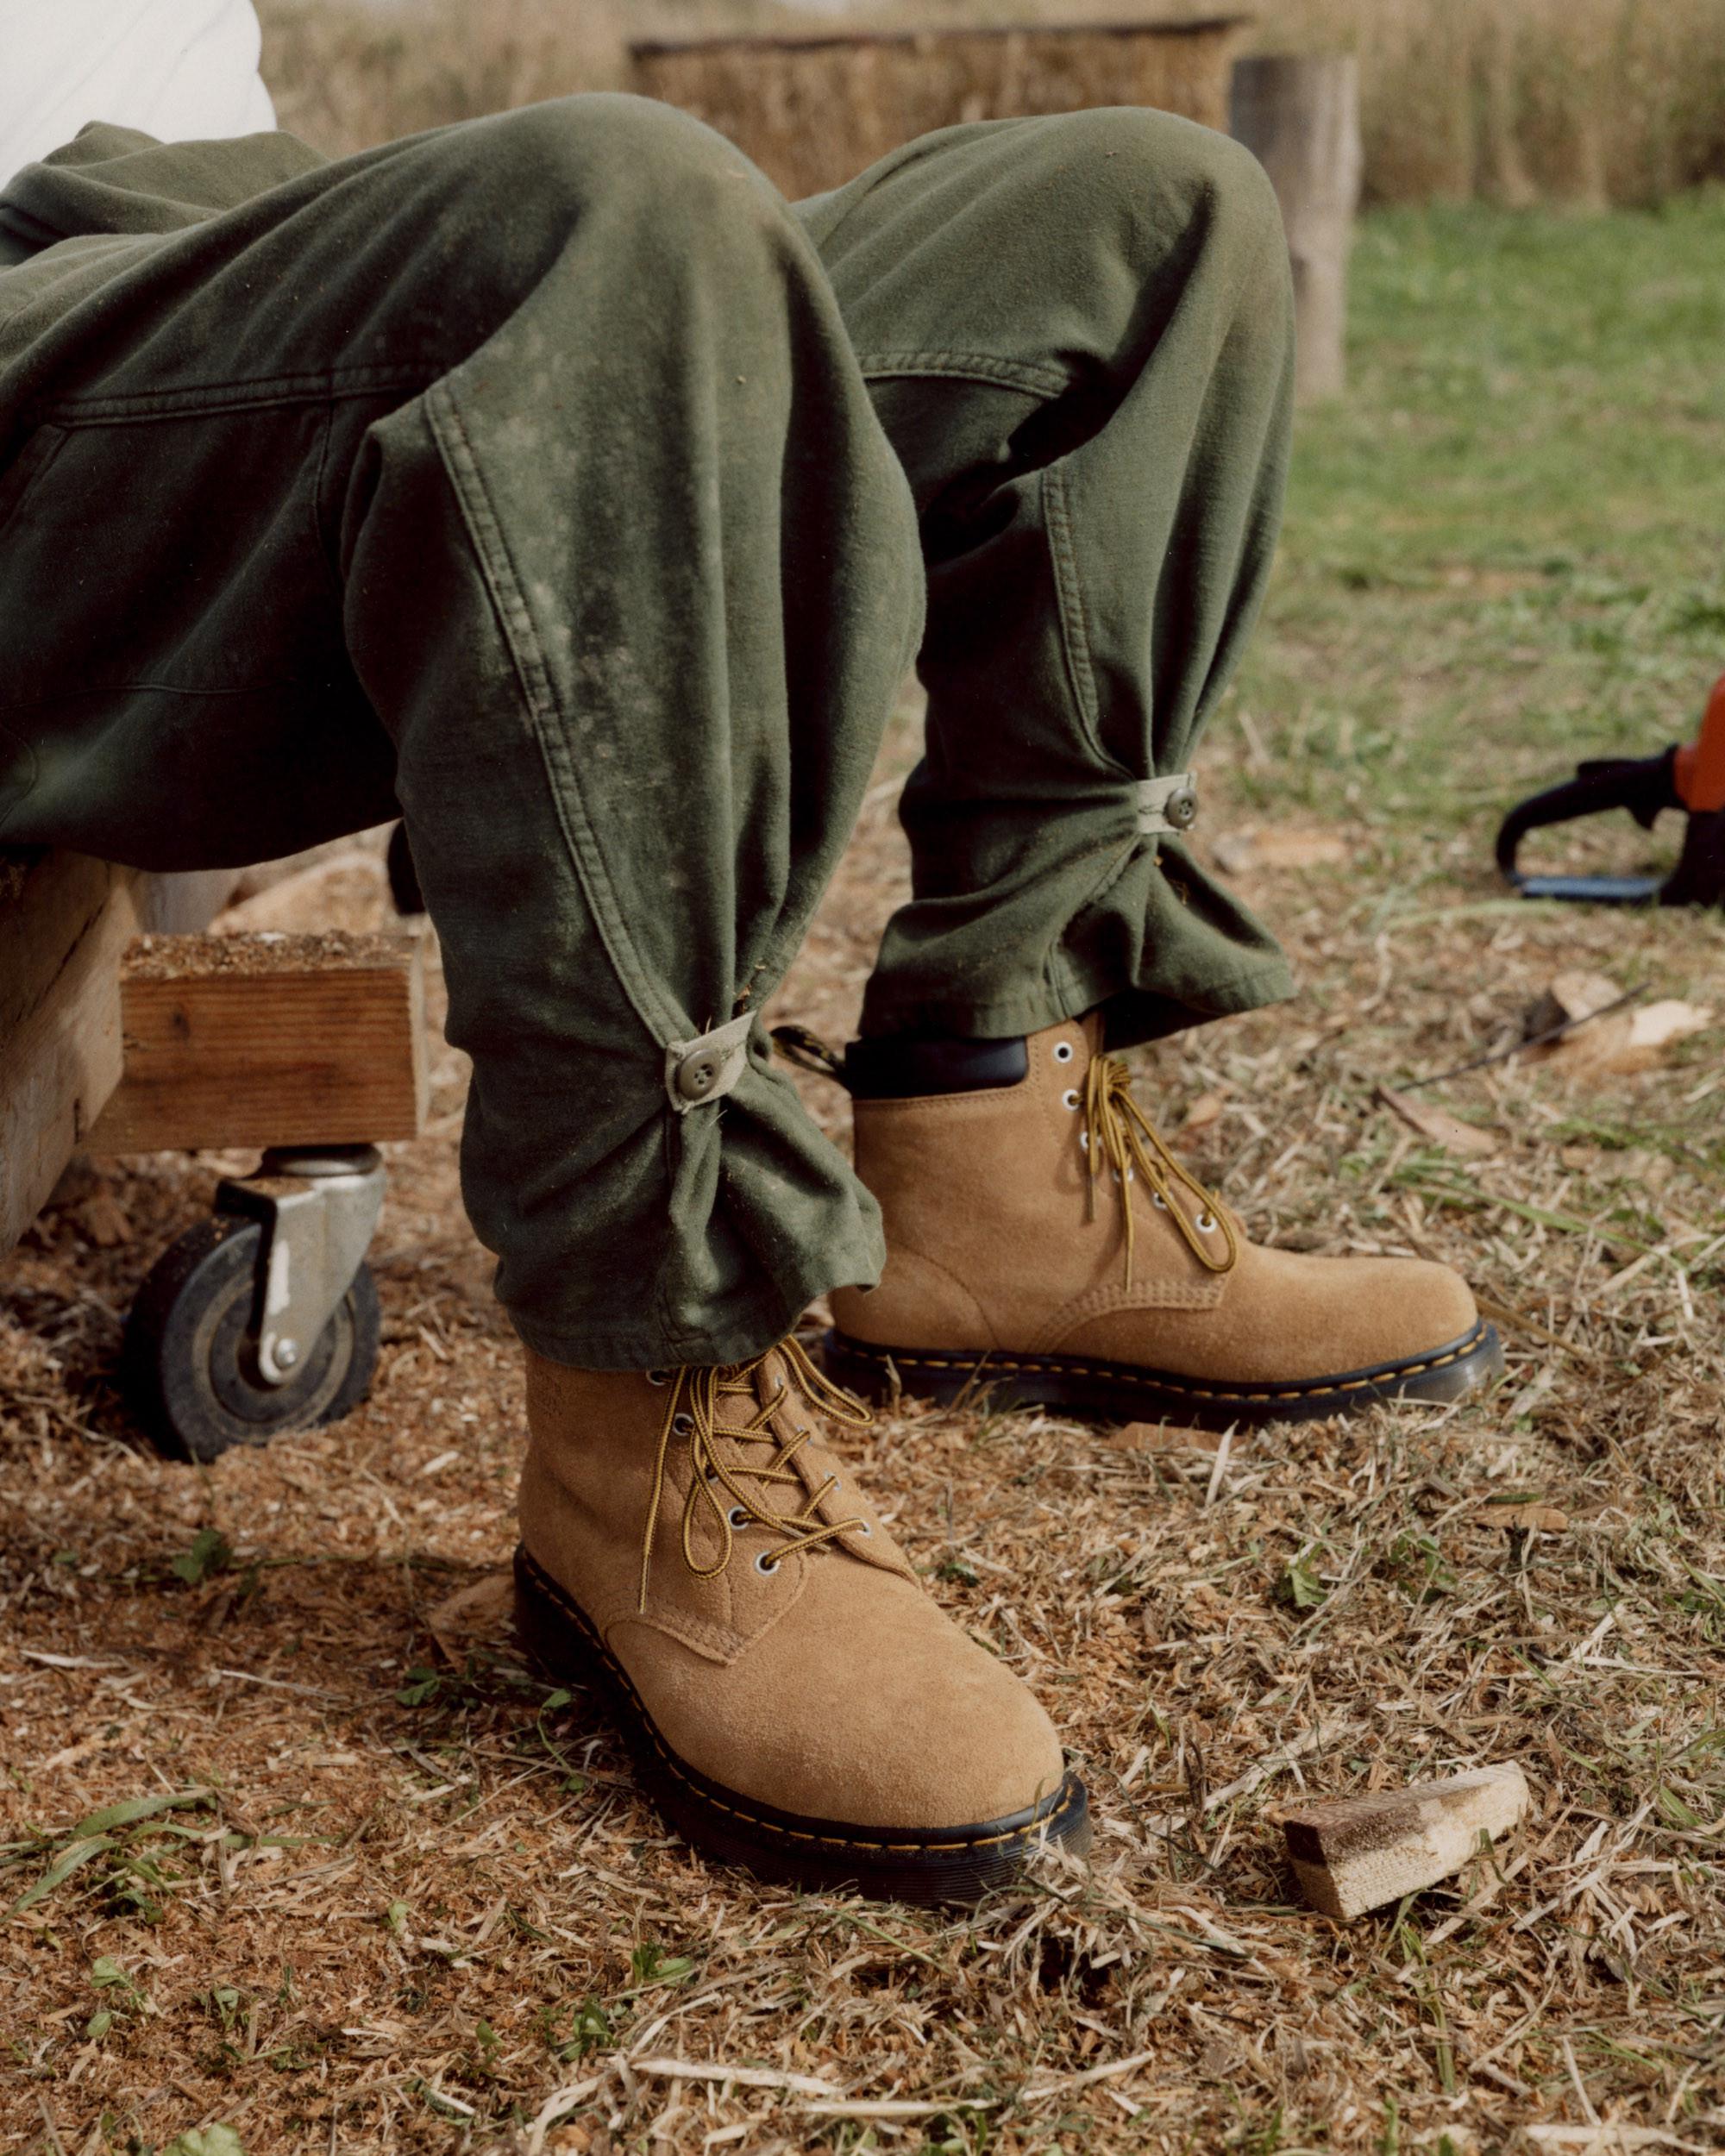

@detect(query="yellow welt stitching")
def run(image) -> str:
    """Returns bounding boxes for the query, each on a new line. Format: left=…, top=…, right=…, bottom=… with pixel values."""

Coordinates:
left=844, top=1324, right=1486, bottom=1408
left=521, top=1553, right=1077, bottom=1857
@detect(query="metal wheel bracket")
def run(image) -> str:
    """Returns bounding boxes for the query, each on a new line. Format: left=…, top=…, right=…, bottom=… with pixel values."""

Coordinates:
left=215, top=1145, right=386, bottom=1388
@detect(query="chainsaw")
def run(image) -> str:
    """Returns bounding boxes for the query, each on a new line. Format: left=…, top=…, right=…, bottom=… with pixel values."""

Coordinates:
left=1496, top=671, right=1725, bottom=906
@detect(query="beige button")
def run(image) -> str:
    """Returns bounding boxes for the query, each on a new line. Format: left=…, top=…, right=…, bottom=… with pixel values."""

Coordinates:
left=676, top=1050, right=723, bottom=1101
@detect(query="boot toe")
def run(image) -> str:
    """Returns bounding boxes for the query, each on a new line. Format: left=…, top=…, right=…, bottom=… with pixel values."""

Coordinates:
left=628, top=1565, right=1069, bottom=1833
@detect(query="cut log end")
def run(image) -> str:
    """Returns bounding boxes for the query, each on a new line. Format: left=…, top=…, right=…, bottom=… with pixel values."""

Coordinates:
left=1282, top=1763, right=1530, bottom=1920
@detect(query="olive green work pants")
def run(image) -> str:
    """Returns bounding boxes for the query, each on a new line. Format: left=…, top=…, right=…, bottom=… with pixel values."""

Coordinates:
left=0, top=97, right=1294, bottom=1369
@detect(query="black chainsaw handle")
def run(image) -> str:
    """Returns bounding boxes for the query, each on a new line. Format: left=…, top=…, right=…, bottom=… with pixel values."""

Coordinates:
left=1496, top=746, right=1682, bottom=887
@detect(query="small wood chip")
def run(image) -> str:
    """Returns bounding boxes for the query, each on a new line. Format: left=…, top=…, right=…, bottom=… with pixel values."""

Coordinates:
left=1282, top=1763, right=1530, bottom=1919
left=1179, top=1090, right=1226, bottom=1137
left=1479, top=1497, right=1570, bottom=1534
left=1116, top=1421, right=1225, bottom=1455
left=1525, top=969, right=1623, bottom=1038
left=1377, top=1084, right=1501, bottom=1157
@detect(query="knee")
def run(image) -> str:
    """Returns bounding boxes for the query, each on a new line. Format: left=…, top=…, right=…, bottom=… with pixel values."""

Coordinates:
left=1034, top=105, right=1286, bottom=269
left=450, top=93, right=791, bottom=258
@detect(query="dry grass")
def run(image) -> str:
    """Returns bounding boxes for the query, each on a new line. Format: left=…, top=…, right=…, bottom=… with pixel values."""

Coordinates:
left=260, top=0, right=1725, bottom=205
left=3, top=682, right=1723, bottom=2151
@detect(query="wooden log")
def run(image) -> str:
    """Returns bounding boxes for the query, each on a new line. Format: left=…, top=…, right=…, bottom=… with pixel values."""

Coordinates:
left=0, top=855, right=235, bottom=1255
left=1230, top=53, right=1363, bottom=404
left=630, top=18, right=1251, bottom=200
left=1282, top=1764, right=1530, bottom=1919
left=86, top=931, right=428, bottom=1155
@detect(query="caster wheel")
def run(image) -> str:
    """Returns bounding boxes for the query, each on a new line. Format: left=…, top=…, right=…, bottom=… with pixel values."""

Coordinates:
left=122, top=1214, right=381, bottom=1463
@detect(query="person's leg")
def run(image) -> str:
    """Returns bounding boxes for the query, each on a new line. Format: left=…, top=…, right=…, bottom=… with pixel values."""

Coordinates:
left=2, top=101, right=913, bottom=1370
left=0, top=99, right=1087, bottom=1894
left=795, top=110, right=1501, bottom=1421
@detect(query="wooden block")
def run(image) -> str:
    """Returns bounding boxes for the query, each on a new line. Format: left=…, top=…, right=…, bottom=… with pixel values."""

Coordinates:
left=86, top=931, right=427, bottom=1154
left=0, top=854, right=236, bottom=1254
left=1282, top=1764, right=1530, bottom=1920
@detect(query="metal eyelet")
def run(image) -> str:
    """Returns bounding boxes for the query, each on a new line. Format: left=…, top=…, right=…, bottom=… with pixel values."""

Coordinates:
left=754, top=1551, right=780, bottom=1576
left=1196, top=1212, right=1218, bottom=1234
left=1062, top=1088, right=1080, bottom=1110
left=1052, top=1041, right=1075, bottom=1064
left=1151, top=1191, right=1169, bottom=1210
left=727, top=1507, right=750, bottom=1530
left=645, top=1369, right=670, bottom=1387
left=672, top=1411, right=694, bottom=1435
left=1079, top=1131, right=1089, bottom=1152
left=854, top=1523, right=872, bottom=1538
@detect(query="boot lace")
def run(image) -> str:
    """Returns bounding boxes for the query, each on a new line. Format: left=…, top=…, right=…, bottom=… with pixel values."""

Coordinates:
left=638, top=1337, right=872, bottom=1612
left=1083, top=1055, right=1239, bottom=1285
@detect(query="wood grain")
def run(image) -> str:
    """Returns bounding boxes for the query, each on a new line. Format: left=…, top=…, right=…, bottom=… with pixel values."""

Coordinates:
left=1282, top=1764, right=1530, bottom=1919
left=87, top=931, right=428, bottom=1154
left=0, top=856, right=235, bottom=1254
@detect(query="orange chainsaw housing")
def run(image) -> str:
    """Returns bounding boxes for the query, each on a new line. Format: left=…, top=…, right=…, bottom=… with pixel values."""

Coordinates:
left=1674, top=672, right=1725, bottom=812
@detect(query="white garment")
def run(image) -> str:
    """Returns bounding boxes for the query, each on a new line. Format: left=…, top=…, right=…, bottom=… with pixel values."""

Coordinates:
left=0, top=0, right=275, bottom=184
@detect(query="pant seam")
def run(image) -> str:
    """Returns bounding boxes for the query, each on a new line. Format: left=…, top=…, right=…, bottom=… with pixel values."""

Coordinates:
left=852, top=348, right=1070, bottom=398
left=310, top=404, right=344, bottom=611
left=1041, top=461, right=1123, bottom=776
left=38, top=361, right=444, bottom=424
left=423, top=379, right=684, bottom=1053
left=425, top=379, right=699, bottom=1364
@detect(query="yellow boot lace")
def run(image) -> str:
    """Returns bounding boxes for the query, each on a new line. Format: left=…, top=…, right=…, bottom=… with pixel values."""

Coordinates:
left=1082, top=1054, right=1239, bottom=1286
left=638, top=1337, right=873, bottom=1613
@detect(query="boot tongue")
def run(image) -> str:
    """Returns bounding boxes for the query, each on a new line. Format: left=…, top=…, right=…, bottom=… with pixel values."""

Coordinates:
left=706, top=1348, right=912, bottom=1580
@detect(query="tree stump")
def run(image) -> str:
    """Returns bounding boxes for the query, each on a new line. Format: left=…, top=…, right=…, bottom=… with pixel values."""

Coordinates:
left=1231, top=53, right=1363, bottom=404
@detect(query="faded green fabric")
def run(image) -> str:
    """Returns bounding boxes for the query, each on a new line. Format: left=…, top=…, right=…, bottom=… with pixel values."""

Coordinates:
left=0, top=97, right=1293, bottom=1369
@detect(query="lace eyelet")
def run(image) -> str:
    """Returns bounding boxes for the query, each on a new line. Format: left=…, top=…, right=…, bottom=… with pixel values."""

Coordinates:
left=1151, top=1192, right=1169, bottom=1210
left=754, top=1551, right=780, bottom=1576
left=1052, top=1040, right=1075, bottom=1064
left=1196, top=1212, right=1218, bottom=1233
left=671, top=1411, right=694, bottom=1434
left=645, top=1369, right=670, bottom=1387
left=727, top=1506, right=751, bottom=1530
left=1062, top=1088, right=1080, bottom=1111
left=854, top=1523, right=872, bottom=1539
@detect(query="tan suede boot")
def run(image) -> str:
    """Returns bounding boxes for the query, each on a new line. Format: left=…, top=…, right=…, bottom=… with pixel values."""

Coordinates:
left=826, top=1019, right=1502, bottom=1426
left=512, top=1338, right=1088, bottom=1902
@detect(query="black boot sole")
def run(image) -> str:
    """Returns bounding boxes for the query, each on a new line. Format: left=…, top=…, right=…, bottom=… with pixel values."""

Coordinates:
left=822, top=1319, right=1504, bottom=1431
left=511, top=1545, right=1091, bottom=1906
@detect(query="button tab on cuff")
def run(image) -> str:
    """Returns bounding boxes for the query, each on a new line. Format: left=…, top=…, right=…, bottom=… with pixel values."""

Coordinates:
left=1135, top=773, right=1198, bottom=837
left=664, top=1012, right=755, bottom=1115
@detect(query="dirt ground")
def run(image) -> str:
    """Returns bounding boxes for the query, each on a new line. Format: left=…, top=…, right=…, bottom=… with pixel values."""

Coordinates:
left=3, top=676, right=1722, bottom=2154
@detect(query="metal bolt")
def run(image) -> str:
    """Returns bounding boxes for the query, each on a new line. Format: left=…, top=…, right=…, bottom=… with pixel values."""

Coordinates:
left=275, top=1339, right=299, bottom=1369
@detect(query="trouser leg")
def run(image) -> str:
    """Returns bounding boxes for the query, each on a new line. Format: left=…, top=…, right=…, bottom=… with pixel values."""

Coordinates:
left=0, top=97, right=923, bottom=1365
left=796, top=108, right=1296, bottom=1046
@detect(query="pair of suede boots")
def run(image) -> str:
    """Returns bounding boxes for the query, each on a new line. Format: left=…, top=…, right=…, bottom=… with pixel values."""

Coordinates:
left=513, top=1019, right=1501, bottom=1904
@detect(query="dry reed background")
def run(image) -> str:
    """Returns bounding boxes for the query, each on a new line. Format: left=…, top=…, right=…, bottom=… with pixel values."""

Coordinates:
left=260, top=0, right=1725, bottom=206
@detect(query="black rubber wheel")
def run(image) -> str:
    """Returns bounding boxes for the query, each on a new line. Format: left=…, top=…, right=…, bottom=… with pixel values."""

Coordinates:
left=122, top=1214, right=380, bottom=1463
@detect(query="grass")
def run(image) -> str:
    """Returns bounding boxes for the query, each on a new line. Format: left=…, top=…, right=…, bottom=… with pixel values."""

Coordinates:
left=3, top=201, right=1725, bottom=2153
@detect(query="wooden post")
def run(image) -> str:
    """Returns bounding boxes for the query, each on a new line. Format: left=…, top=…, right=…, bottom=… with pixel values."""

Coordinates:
left=1231, top=54, right=1363, bottom=404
